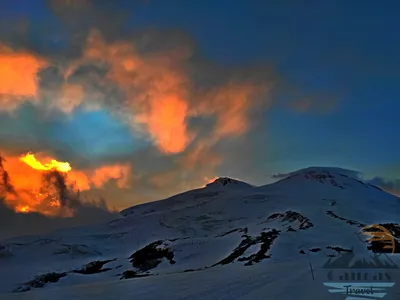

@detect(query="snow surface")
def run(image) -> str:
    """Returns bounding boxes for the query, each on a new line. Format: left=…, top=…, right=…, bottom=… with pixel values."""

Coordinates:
left=1, top=167, right=400, bottom=300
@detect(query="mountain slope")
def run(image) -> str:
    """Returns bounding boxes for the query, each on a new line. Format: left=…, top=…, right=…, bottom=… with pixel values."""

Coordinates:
left=1, top=167, right=400, bottom=299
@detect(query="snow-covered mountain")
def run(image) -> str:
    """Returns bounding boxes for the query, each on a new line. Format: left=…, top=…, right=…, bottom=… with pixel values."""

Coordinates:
left=1, top=167, right=400, bottom=300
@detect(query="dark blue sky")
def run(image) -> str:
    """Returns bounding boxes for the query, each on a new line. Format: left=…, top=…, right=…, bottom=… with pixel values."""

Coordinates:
left=0, top=0, right=399, bottom=207
left=126, top=0, right=399, bottom=179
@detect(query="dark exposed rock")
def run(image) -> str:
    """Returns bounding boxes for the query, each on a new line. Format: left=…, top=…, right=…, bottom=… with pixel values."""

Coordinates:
left=209, top=178, right=236, bottom=186
left=326, top=211, right=365, bottom=227
left=13, top=272, right=67, bottom=292
left=326, top=246, right=353, bottom=253
left=299, top=250, right=306, bottom=254
left=13, top=286, right=31, bottom=293
left=303, top=171, right=345, bottom=189
left=129, top=240, right=175, bottom=272
left=286, top=226, right=296, bottom=232
left=346, top=220, right=359, bottom=225
left=120, top=270, right=150, bottom=280
left=183, top=268, right=203, bottom=273
left=212, top=229, right=280, bottom=267
left=72, top=259, right=116, bottom=274
left=309, top=248, right=321, bottom=252
left=216, top=228, right=242, bottom=238
left=120, top=270, right=136, bottom=279
left=31, top=272, right=67, bottom=287
left=368, top=184, right=383, bottom=191
left=216, top=227, right=248, bottom=238
left=267, top=211, right=313, bottom=230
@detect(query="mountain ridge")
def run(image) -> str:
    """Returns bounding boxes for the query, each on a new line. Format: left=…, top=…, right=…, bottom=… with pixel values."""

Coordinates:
left=1, top=166, right=400, bottom=299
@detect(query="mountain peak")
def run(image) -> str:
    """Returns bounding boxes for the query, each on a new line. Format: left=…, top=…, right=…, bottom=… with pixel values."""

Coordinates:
left=273, top=166, right=362, bottom=182
left=291, top=167, right=360, bottom=178
left=205, top=177, right=254, bottom=190
left=271, top=166, right=371, bottom=191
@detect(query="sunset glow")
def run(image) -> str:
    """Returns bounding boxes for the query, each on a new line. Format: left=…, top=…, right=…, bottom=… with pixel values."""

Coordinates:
left=20, top=152, right=72, bottom=173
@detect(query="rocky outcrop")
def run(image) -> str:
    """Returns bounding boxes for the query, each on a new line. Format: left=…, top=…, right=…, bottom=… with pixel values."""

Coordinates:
left=119, top=270, right=151, bottom=280
left=72, top=259, right=116, bottom=274
left=212, top=229, right=280, bottom=267
left=129, top=241, right=175, bottom=272
left=309, top=248, right=321, bottom=252
left=266, top=211, right=314, bottom=230
left=13, top=259, right=118, bottom=292
left=326, top=210, right=365, bottom=227
left=13, top=272, right=67, bottom=292
left=303, top=171, right=345, bottom=189
left=326, top=246, right=353, bottom=254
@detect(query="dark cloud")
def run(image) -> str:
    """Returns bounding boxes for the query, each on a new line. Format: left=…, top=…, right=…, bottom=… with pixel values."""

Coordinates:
left=0, top=156, right=15, bottom=194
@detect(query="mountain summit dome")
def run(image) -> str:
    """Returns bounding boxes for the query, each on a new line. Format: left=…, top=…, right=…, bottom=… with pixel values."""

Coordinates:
left=205, top=177, right=255, bottom=190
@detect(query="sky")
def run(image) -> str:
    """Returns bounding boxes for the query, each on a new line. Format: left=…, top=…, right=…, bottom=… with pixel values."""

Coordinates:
left=0, top=0, right=399, bottom=227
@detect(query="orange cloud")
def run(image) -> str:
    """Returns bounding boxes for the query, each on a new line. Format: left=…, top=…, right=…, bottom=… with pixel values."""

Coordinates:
left=76, top=30, right=192, bottom=154
left=79, top=30, right=273, bottom=153
left=0, top=151, right=132, bottom=216
left=67, top=170, right=91, bottom=191
left=136, top=95, right=190, bottom=153
left=43, top=30, right=273, bottom=155
left=192, top=83, right=272, bottom=139
left=0, top=45, right=47, bottom=111
left=1, top=154, right=69, bottom=216
left=3, top=155, right=43, bottom=192
left=90, top=164, right=131, bottom=189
